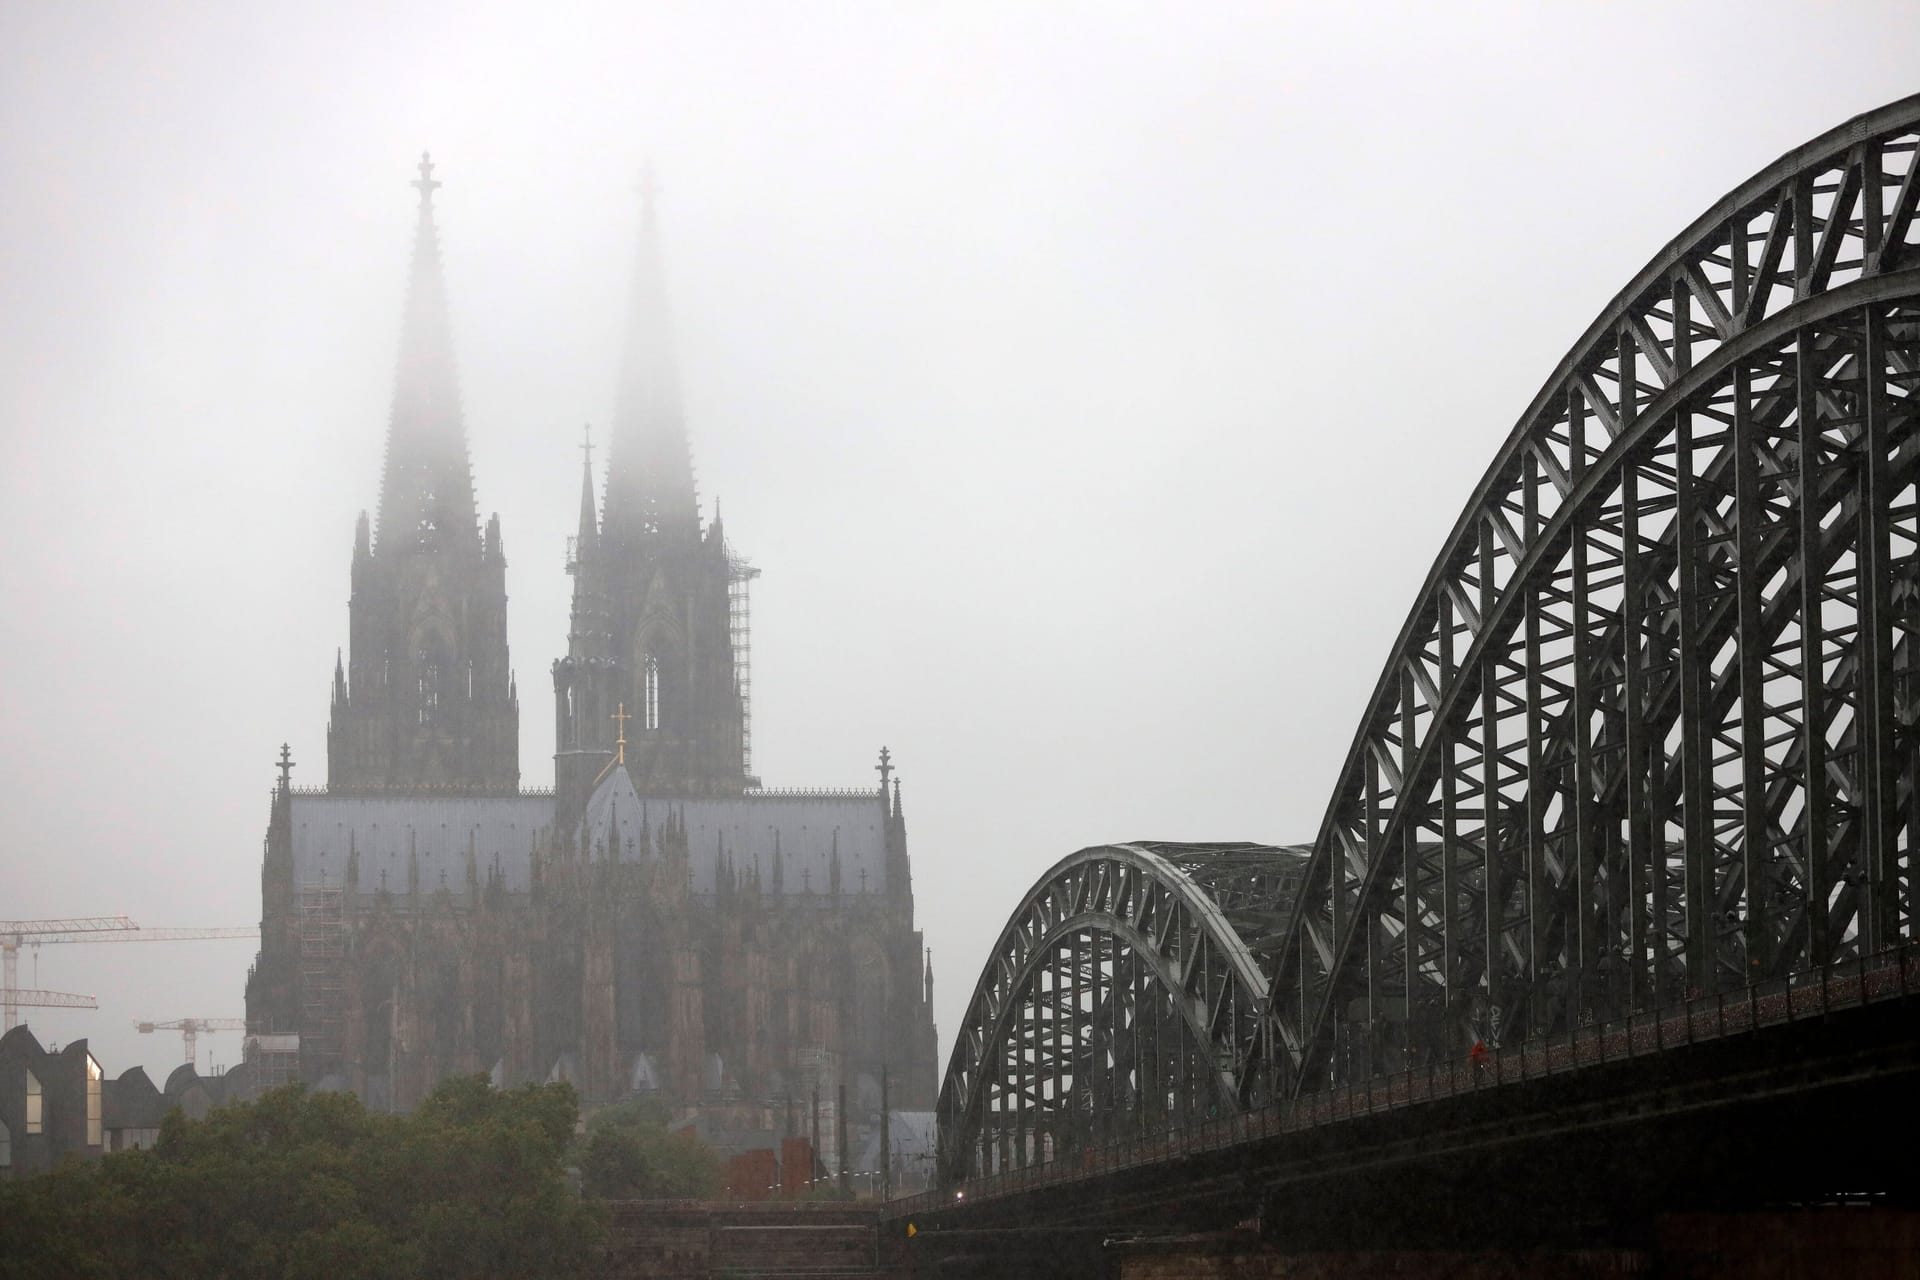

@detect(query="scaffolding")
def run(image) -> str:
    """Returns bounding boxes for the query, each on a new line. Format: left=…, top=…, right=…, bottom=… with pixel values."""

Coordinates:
left=244, top=1033, right=301, bottom=1091
left=297, top=887, right=345, bottom=1081
left=727, top=547, right=762, bottom=784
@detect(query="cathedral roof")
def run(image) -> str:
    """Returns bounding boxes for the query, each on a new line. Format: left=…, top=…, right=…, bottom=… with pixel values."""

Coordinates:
left=579, top=761, right=646, bottom=853
left=289, top=793, right=550, bottom=894
left=580, top=765, right=894, bottom=898
left=287, top=775, right=893, bottom=902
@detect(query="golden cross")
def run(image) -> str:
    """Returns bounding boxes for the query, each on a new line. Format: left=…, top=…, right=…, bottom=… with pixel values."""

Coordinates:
left=611, top=702, right=631, bottom=764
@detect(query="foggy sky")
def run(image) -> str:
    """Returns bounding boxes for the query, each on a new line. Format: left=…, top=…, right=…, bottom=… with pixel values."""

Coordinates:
left=3, top=2, right=1918, bottom=1084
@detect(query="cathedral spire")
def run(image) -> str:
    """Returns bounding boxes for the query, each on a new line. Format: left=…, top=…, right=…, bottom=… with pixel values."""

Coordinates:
left=374, top=151, right=478, bottom=555
left=328, top=152, right=518, bottom=795
left=576, top=424, right=600, bottom=552
left=603, top=164, right=697, bottom=543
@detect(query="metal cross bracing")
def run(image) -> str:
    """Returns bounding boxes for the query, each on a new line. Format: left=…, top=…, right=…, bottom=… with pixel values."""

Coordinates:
left=932, top=92, right=1920, bottom=1187
left=1265, top=93, right=1920, bottom=1102
left=936, top=842, right=1308, bottom=1184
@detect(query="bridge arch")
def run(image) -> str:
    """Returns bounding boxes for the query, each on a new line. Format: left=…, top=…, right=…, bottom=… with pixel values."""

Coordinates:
left=935, top=94, right=1920, bottom=1184
left=935, top=842, right=1306, bottom=1184
left=1265, top=93, right=1920, bottom=1097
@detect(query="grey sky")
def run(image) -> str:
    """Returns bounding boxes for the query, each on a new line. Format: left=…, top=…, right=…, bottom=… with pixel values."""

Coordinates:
left=3, top=2, right=1917, bottom=1082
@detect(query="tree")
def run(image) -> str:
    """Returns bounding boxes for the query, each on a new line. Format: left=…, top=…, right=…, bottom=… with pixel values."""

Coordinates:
left=576, top=1096, right=721, bottom=1200
left=0, top=1077, right=604, bottom=1280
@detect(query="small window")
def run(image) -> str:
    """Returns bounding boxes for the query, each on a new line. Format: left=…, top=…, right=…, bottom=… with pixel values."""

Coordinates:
left=24, top=1070, right=41, bottom=1135
left=86, top=1056, right=102, bottom=1148
left=643, top=655, right=660, bottom=731
left=0, top=1116, right=11, bottom=1166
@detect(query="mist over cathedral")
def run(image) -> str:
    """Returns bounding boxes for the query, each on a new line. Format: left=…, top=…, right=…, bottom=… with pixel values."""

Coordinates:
left=242, top=156, right=940, bottom=1144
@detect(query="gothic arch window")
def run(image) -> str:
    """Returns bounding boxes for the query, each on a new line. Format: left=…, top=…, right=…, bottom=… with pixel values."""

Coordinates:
left=417, top=659, right=441, bottom=726
left=24, top=1069, right=41, bottom=1134
left=415, top=634, right=453, bottom=727
left=643, top=655, right=660, bottom=731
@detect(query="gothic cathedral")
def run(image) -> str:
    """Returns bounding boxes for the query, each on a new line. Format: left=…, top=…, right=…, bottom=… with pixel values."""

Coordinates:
left=244, top=158, right=940, bottom=1145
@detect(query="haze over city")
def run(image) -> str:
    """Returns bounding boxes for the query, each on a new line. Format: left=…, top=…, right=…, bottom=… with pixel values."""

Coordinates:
left=4, top=0, right=1919, bottom=1089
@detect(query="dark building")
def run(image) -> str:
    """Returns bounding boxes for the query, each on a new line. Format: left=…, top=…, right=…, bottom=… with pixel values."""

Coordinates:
left=0, top=1026, right=103, bottom=1175
left=100, top=1064, right=164, bottom=1153
left=244, top=158, right=939, bottom=1147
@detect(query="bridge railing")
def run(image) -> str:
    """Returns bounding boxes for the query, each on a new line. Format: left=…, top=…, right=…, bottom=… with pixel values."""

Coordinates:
left=894, top=941, right=1920, bottom=1218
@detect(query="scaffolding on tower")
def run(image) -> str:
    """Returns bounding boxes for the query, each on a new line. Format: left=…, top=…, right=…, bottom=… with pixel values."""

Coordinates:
left=727, top=545, right=762, bottom=785
left=297, top=887, right=345, bottom=1082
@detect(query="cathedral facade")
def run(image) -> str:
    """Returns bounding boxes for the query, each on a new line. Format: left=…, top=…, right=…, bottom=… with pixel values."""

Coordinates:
left=244, top=158, right=939, bottom=1128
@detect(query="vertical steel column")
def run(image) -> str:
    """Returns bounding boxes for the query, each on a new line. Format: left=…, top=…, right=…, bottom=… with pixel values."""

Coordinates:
left=1569, top=384, right=1600, bottom=1024
left=1858, top=306, right=1899, bottom=950
left=1658, top=272, right=1694, bottom=1006
left=1439, top=589, right=1459, bottom=1026
left=1012, top=960, right=1027, bottom=1170
left=1524, top=594, right=1550, bottom=1030
left=1622, top=461, right=1654, bottom=1006
left=1614, top=324, right=1642, bottom=1013
left=1363, top=756, right=1383, bottom=1079
left=1399, top=663, right=1420, bottom=1065
left=1676, top=408, right=1717, bottom=993
left=1731, top=359, right=1773, bottom=984
left=1796, top=332, right=1832, bottom=965
left=1479, top=518, right=1505, bottom=1035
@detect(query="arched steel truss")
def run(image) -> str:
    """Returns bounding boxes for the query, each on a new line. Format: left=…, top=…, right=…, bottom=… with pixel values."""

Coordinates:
left=1266, top=93, right=1920, bottom=1098
left=936, top=842, right=1307, bottom=1183
left=938, top=94, right=1920, bottom=1180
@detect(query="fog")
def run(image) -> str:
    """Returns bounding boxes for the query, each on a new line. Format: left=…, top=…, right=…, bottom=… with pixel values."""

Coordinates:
left=2, top=2, right=1917, bottom=1082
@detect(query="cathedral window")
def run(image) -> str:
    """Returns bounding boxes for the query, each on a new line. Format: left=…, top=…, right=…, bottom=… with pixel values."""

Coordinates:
left=643, top=655, right=660, bottom=731
left=24, top=1069, right=41, bottom=1135
left=418, top=657, right=442, bottom=726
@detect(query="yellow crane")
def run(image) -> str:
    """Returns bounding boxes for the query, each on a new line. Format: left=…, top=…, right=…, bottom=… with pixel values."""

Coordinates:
left=135, top=1017, right=248, bottom=1065
left=0, top=918, right=257, bottom=1032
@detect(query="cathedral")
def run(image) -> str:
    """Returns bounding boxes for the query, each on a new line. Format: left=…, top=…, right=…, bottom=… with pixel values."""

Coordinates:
left=243, top=157, right=940, bottom=1136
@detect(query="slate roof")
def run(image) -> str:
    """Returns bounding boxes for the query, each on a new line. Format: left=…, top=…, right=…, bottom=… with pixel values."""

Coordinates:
left=289, top=794, right=552, bottom=893
left=582, top=766, right=892, bottom=896
left=289, top=777, right=892, bottom=899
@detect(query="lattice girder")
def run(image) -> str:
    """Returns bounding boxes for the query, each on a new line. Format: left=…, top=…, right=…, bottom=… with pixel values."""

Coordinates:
left=936, top=842, right=1305, bottom=1184
left=1267, top=94, right=1920, bottom=1097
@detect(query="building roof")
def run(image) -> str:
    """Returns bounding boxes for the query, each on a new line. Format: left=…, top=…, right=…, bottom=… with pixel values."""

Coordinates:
left=582, top=765, right=893, bottom=896
left=103, top=1065, right=166, bottom=1131
left=290, top=775, right=894, bottom=899
left=290, top=794, right=552, bottom=894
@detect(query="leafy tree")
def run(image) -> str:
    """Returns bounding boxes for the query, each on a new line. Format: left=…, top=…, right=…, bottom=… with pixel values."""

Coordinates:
left=0, top=1077, right=603, bottom=1280
left=576, top=1095, right=721, bottom=1200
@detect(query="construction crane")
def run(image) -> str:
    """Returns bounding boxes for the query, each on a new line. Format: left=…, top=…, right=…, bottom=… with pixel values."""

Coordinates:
left=0, top=918, right=258, bottom=1032
left=136, top=1017, right=247, bottom=1065
left=1, top=917, right=136, bottom=1031
left=10, top=989, right=100, bottom=1017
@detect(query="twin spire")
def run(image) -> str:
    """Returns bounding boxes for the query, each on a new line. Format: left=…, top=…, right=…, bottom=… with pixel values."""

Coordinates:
left=375, top=152, right=479, bottom=556
left=377, top=153, right=695, bottom=564
left=601, top=164, right=699, bottom=544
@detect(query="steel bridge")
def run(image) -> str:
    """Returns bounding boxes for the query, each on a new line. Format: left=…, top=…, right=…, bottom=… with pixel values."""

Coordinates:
left=912, top=94, right=1920, bottom=1250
